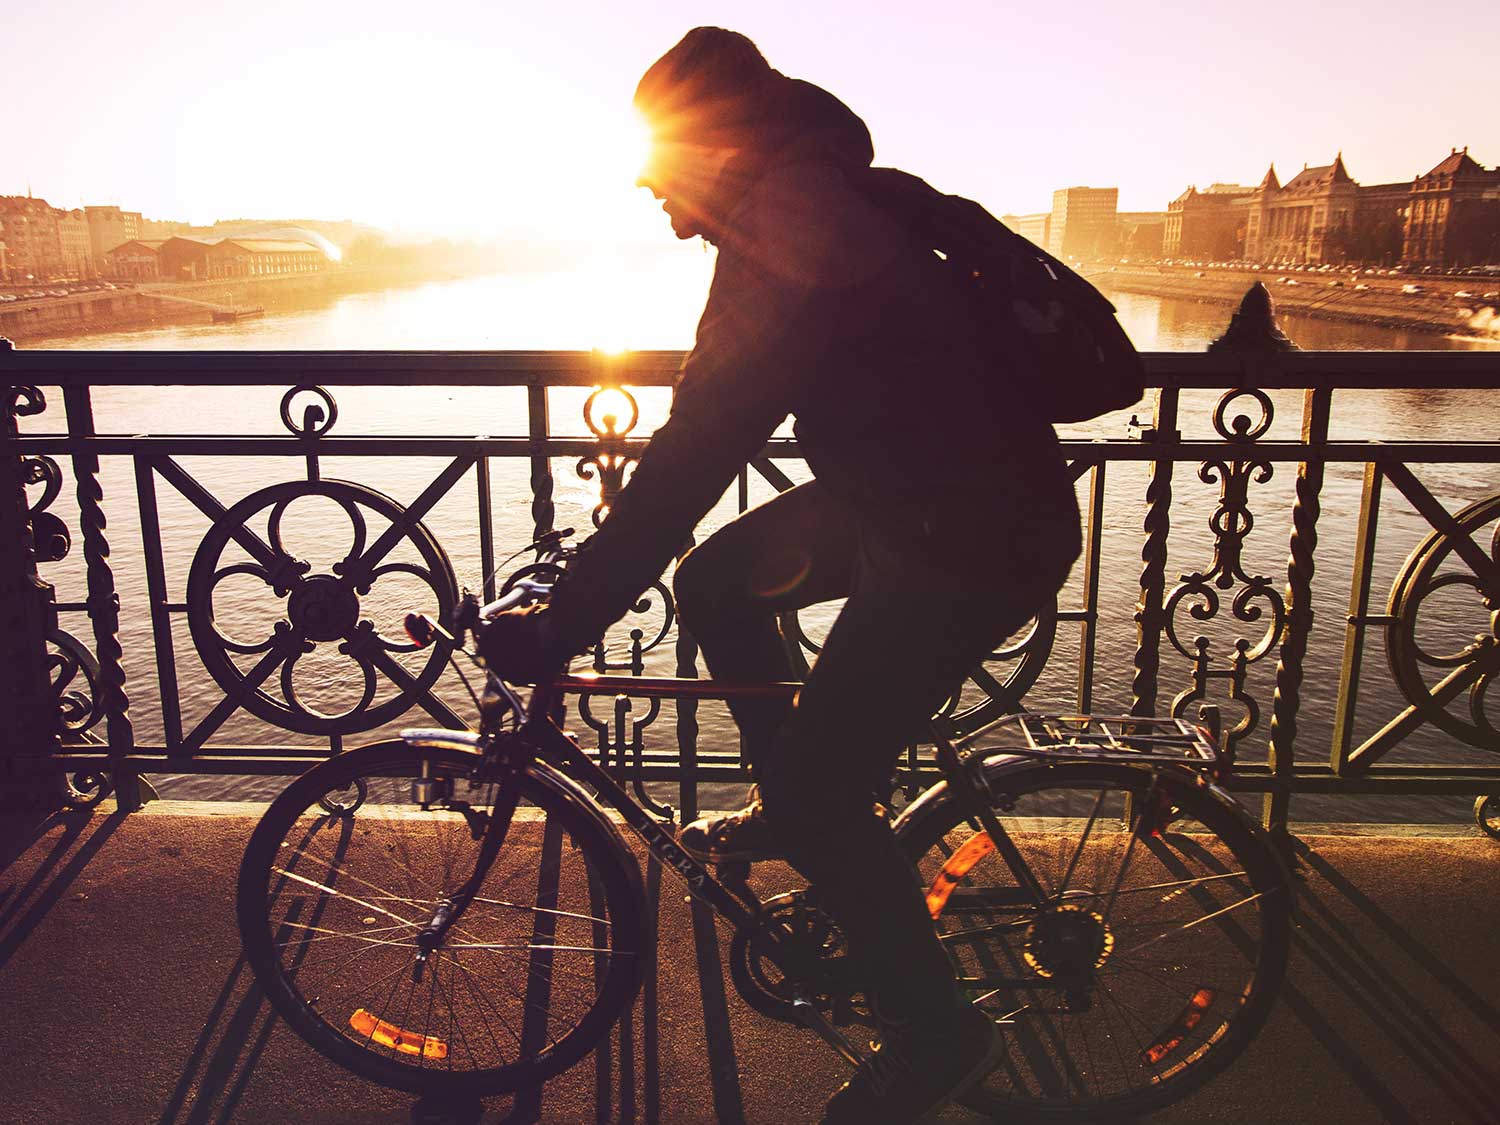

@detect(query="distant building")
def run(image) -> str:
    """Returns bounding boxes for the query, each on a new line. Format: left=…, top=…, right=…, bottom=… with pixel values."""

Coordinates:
left=103, top=239, right=166, bottom=282
left=205, top=238, right=328, bottom=278
left=1233, top=148, right=1500, bottom=267
left=1163, top=185, right=1252, bottom=259
left=1241, top=155, right=1365, bottom=265
left=1048, top=187, right=1118, bottom=261
left=58, top=209, right=95, bottom=279
left=158, top=236, right=215, bottom=281
left=1117, top=211, right=1167, bottom=258
left=1404, top=147, right=1500, bottom=268
left=1, top=196, right=57, bottom=283
left=1003, top=212, right=1051, bottom=248
left=85, top=205, right=144, bottom=261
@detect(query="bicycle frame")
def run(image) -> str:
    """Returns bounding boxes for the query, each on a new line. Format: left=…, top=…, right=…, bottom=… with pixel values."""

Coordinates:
left=401, top=671, right=883, bottom=1060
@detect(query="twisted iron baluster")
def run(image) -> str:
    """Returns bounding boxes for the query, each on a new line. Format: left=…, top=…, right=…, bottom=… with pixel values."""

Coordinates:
left=1266, top=387, right=1331, bottom=837
left=528, top=383, right=555, bottom=543
left=63, top=385, right=139, bottom=809
left=1131, top=386, right=1178, bottom=719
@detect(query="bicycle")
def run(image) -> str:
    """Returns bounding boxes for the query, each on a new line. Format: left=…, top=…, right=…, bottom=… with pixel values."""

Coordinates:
left=236, top=533, right=1293, bottom=1121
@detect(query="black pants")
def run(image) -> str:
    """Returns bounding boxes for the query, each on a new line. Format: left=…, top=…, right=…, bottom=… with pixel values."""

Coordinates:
left=674, top=480, right=1058, bottom=1024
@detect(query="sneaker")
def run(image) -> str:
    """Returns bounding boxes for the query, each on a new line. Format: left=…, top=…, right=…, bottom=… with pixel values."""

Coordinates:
left=821, top=1005, right=1001, bottom=1124
left=676, top=786, right=786, bottom=864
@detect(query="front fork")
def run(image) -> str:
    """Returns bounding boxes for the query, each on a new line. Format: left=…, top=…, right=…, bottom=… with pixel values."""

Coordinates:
left=411, top=745, right=526, bottom=980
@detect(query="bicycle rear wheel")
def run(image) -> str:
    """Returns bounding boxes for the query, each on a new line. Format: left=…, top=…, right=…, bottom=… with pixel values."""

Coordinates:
left=237, top=741, right=644, bottom=1096
left=898, top=761, right=1290, bottom=1121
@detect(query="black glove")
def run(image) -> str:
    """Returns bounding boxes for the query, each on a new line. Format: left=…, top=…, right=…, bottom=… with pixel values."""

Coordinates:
left=474, top=605, right=567, bottom=685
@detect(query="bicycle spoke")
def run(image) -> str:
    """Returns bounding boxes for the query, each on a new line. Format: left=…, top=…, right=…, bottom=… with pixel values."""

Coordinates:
left=1055, top=787, right=1109, bottom=896
left=272, top=866, right=420, bottom=928
left=1113, top=891, right=1268, bottom=959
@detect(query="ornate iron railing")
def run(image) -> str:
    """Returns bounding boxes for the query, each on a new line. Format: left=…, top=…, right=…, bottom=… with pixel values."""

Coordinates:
left=2, top=290, right=1498, bottom=834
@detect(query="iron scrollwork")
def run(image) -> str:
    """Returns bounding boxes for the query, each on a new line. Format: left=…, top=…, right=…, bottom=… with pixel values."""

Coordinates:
left=576, top=387, right=641, bottom=527
left=48, top=627, right=103, bottom=738
left=1164, top=389, right=1287, bottom=751
left=24, top=455, right=71, bottom=563
left=280, top=384, right=339, bottom=438
left=7, top=385, right=46, bottom=420
left=578, top=689, right=673, bottom=818
left=185, top=478, right=460, bottom=736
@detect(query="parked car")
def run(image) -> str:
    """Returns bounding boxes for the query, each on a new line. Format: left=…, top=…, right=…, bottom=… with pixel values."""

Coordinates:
left=1454, top=291, right=1476, bottom=299
left=1401, top=284, right=1424, bottom=294
left=1354, top=283, right=1370, bottom=291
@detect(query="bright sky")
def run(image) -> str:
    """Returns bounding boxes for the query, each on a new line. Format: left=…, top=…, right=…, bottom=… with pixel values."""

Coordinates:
left=6, top=0, right=1497, bottom=244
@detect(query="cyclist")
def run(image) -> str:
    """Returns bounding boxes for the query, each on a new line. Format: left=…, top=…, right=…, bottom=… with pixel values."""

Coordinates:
left=481, top=26, right=1080, bottom=1123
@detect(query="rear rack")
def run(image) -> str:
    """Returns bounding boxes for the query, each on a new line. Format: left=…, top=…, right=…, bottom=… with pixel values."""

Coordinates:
left=959, top=713, right=1220, bottom=768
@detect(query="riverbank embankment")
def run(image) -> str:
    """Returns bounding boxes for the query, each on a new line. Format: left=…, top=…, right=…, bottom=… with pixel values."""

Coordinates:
left=0, top=264, right=487, bottom=344
left=1084, top=264, right=1500, bottom=341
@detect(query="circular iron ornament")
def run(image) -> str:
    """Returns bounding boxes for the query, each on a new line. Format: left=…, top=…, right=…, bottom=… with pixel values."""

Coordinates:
left=582, top=386, right=640, bottom=438
left=778, top=595, right=1058, bottom=740
left=186, top=479, right=459, bottom=737
left=1212, top=388, right=1275, bottom=443
left=48, top=629, right=102, bottom=736
left=1387, top=493, right=1500, bottom=752
left=279, top=385, right=339, bottom=438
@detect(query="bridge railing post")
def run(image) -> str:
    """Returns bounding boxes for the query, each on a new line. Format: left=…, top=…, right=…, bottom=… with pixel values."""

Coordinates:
left=0, top=338, right=65, bottom=809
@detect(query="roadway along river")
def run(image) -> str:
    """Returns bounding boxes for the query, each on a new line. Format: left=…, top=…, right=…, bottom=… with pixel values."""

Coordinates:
left=19, top=272, right=1500, bottom=826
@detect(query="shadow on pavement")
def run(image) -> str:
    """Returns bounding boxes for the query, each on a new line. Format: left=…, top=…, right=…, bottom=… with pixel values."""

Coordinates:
left=0, top=808, right=125, bottom=971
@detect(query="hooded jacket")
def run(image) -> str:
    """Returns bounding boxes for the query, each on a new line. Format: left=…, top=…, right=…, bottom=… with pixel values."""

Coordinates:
left=547, top=80, right=1081, bottom=651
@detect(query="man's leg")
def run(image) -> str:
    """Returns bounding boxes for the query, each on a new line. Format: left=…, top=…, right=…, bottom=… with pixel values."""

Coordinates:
left=757, top=537, right=1047, bottom=1027
left=673, top=480, right=857, bottom=775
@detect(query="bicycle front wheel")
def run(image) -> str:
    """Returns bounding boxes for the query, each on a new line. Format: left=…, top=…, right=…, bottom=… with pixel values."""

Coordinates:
left=237, top=741, right=645, bottom=1096
left=898, top=762, right=1290, bottom=1121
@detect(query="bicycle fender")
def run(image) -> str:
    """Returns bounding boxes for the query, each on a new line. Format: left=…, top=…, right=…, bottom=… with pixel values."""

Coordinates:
left=889, top=752, right=1031, bottom=843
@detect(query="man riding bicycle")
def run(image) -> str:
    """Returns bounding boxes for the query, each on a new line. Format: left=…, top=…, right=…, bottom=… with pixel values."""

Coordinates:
left=481, top=27, right=1080, bottom=1123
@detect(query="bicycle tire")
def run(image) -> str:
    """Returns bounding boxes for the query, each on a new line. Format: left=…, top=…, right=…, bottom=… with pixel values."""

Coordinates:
left=896, top=760, right=1290, bottom=1121
left=237, top=740, right=645, bottom=1096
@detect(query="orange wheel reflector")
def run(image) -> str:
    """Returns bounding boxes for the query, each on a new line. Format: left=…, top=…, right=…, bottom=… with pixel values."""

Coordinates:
left=1140, top=987, right=1216, bottom=1066
left=350, top=1008, right=449, bottom=1060
left=926, top=832, right=996, bottom=919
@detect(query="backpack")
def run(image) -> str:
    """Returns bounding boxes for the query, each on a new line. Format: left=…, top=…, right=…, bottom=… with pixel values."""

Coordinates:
left=854, top=167, right=1145, bottom=424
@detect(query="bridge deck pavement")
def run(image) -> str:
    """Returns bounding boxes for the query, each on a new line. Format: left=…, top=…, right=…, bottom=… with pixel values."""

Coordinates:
left=0, top=804, right=1496, bottom=1124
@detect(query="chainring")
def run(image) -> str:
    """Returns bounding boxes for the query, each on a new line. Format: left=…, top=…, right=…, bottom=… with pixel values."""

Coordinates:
left=727, top=891, right=864, bottom=1025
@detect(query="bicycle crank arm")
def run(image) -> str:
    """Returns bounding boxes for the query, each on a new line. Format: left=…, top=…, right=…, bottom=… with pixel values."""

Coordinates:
left=791, top=991, right=863, bottom=1068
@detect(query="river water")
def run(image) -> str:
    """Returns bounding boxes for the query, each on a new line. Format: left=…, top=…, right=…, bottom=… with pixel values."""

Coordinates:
left=23, top=272, right=1500, bottom=824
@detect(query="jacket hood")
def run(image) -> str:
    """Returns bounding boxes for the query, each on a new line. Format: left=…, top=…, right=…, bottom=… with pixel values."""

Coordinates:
left=707, top=77, right=873, bottom=226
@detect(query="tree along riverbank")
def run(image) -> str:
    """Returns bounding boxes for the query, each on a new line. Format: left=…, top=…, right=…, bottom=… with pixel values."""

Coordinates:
left=1084, top=264, right=1500, bottom=341
left=0, top=263, right=496, bottom=344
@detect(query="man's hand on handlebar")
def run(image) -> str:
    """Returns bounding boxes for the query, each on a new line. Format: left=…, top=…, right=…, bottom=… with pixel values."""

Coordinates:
left=473, top=605, right=569, bottom=686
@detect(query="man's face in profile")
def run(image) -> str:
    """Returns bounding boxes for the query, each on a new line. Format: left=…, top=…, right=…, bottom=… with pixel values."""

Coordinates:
left=637, top=140, right=736, bottom=240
